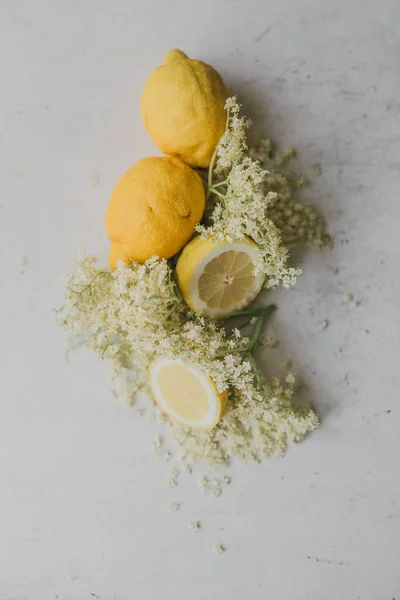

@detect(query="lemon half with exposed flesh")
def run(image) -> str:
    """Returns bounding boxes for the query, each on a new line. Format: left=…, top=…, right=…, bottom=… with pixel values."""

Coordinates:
left=149, top=357, right=228, bottom=429
left=176, top=237, right=265, bottom=317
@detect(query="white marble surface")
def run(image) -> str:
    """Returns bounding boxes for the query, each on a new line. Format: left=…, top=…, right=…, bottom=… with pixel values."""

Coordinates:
left=1, top=0, right=400, bottom=598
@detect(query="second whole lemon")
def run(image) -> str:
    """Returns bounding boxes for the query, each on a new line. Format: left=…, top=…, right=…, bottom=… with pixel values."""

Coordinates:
left=141, top=49, right=228, bottom=168
left=105, top=157, right=205, bottom=268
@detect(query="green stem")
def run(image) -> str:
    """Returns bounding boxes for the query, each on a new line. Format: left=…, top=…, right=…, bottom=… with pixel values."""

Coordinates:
left=237, top=318, right=253, bottom=330
left=206, top=108, right=230, bottom=200
left=207, top=147, right=219, bottom=199
left=173, top=286, right=183, bottom=303
left=168, top=323, right=187, bottom=336
left=210, top=179, right=228, bottom=189
left=248, top=352, right=264, bottom=402
left=148, top=288, right=181, bottom=303
left=101, top=342, right=110, bottom=358
left=68, top=271, right=110, bottom=297
left=243, top=316, right=271, bottom=398
left=162, top=301, right=181, bottom=323
left=209, top=188, right=226, bottom=200
left=247, top=352, right=264, bottom=393
left=211, top=304, right=276, bottom=322
left=247, top=316, right=264, bottom=351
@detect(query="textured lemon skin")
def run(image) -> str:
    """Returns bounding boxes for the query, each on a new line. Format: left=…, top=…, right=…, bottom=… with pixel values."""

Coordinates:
left=141, top=49, right=228, bottom=168
left=176, top=236, right=263, bottom=314
left=106, top=157, right=205, bottom=268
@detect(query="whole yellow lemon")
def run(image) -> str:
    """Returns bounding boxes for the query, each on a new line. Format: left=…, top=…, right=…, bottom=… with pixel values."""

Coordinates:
left=105, top=156, right=205, bottom=268
left=141, top=49, right=228, bottom=168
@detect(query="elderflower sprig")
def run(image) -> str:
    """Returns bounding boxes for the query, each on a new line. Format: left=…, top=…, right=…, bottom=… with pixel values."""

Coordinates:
left=58, top=254, right=185, bottom=390
left=58, top=254, right=318, bottom=464
left=214, top=97, right=251, bottom=171
left=198, top=97, right=301, bottom=288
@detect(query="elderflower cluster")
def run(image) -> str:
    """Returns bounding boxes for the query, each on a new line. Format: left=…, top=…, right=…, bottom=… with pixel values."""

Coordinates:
left=170, top=375, right=319, bottom=465
left=198, top=97, right=329, bottom=288
left=58, top=254, right=319, bottom=464
left=59, top=254, right=184, bottom=393
left=249, top=139, right=330, bottom=251
left=59, top=255, right=260, bottom=397
left=58, top=96, right=328, bottom=468
left=199, top=475, right=231, bottom=497
left=214, top=97, right=251, bottom=170
left=197, top=98, right=301, bottom=288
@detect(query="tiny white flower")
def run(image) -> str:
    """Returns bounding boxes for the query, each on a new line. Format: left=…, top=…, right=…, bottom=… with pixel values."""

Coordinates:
left=188, top=521, right=201, bottom=533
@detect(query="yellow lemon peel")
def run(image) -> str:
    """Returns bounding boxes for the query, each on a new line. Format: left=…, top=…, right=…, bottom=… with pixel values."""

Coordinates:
left=105, top=156, right=205, bottom=268
left=141, top=49, right=228, bottom=168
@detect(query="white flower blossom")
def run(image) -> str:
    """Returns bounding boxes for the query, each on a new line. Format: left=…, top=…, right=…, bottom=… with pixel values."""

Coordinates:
left=215, top=97, right=251, bottom=170
left=198, top=98, right=303, bottom=288
left=188, top=521, right=201, bottom=532
left=57, top=95, right=328, bottom=468
left=58, top=253, right=318, bottom=464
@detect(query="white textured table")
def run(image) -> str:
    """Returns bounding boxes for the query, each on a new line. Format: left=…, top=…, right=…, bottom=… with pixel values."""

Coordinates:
left=1, top=1, right=400, bottom=598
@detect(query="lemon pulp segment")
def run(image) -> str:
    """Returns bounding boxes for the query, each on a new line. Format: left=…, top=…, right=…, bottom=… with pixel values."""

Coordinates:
left=157, top=363, right=209, bottom=421
left=198, top=250, right=256, bottom=310
left=150, top=358, right=227, bottom=429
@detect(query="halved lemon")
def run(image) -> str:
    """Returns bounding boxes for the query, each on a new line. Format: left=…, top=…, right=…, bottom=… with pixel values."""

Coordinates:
left=176, top=236, right=265, bottom=317
left=149, top=357, right=228, bottom=429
